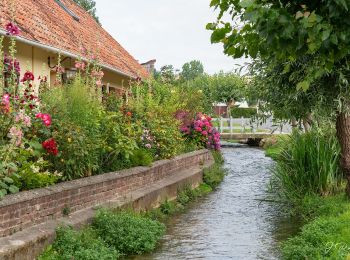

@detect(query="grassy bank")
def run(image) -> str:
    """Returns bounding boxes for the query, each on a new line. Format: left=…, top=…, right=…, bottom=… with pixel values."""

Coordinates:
left=282, top=194, right=350, bottom=259
left=39, top=151, right=226, bottom=259
left=264, top=131, right=350, bottom=259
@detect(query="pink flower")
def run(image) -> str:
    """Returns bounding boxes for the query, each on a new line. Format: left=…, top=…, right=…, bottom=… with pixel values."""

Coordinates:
left=145, top=144, right=152, bottom=149
left=202, top=131, right=208, bottom=136
left=5, top=22, right=20, bottom=36
left=75, top=61, right=86, bottom=70
left=2, top=94, right=10, bottom=105
left=15, top=111, right=32, bottom=127
left=96, top=80, right=102, bottom=87
left=36, top=113, right=52, bottom=127
left=8, top=126, right=23, bottom=146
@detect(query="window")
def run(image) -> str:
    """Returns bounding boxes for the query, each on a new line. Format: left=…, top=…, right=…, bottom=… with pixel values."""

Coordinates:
left=55, top=0, right=80, bottom=21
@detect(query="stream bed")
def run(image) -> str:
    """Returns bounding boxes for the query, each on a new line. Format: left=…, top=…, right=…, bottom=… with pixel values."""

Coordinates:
left=132, top=146, right=300, bottom=260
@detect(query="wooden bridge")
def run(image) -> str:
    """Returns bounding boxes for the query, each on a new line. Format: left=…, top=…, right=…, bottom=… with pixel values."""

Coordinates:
left=212, top=117, right=289, bottom=141
left=220, top=133, right=283, bottom=140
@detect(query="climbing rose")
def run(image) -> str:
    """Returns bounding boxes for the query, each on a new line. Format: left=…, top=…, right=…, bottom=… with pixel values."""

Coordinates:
left=5, top=22, right=20, bottom=36
left=42, top=139, right=58, bottom=156
left=21, top=71, right=34, bottom=82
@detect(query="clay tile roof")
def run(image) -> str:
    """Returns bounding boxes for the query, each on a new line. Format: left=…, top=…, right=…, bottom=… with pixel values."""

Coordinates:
left=0, top=0, right=149, bottom=79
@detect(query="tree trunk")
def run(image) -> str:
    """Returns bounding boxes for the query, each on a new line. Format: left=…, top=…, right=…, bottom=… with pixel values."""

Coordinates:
left=302, top=119, right=310, bottom=132
left=336, top=112, right=350, bottom=196
left=291, top=118, right=298, bottom=128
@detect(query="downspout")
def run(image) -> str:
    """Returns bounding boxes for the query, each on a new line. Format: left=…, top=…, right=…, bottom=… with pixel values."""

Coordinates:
left=0, top=29, right=136, bottom=80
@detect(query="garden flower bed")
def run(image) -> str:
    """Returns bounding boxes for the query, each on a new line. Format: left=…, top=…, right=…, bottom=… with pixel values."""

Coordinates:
left=0, top=21, right=221, bottom=199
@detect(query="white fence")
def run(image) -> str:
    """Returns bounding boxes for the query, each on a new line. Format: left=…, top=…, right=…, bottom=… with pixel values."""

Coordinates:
left=212, top=117, right=290, bottom=134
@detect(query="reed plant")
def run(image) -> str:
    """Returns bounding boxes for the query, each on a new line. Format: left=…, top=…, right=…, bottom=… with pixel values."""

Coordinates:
left=270, top=130, right=343, bottom=201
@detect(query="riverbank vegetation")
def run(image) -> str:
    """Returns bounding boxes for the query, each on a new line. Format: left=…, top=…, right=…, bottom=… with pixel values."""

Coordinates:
left=39, top=151, right=226, bottom=259
left=265, top=135, right=350, bottom=259
left=208, top=1, right=350, bottom=258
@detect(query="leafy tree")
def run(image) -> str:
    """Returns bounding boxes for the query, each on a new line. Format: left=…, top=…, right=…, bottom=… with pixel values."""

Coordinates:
left=208, top=0, right=350, bottom=194
left=180, top=60, right=204, bottom=81
left=190, top=72, right=245, bottom=106
left=73, top=0, right=100, bottom=24
left=158, top=65, right=177, bottom=84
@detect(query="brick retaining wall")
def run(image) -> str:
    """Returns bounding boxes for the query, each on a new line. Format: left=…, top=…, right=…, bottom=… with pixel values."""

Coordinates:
left=0, top=149, right=212, bottom=238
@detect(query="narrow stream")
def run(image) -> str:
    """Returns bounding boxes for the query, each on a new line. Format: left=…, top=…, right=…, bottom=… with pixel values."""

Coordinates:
left=133, top=146, right=300, bottom=260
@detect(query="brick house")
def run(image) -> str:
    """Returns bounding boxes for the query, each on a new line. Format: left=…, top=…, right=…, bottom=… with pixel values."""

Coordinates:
left=0, top=0, right=149, bottom=93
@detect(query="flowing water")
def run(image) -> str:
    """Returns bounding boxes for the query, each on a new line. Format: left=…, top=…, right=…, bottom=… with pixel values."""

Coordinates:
left=132, top=146, right=300, bottom=260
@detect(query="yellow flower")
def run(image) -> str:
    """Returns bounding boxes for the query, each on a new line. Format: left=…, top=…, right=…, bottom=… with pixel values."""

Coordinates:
left=67, top=138, right=72, bottom=143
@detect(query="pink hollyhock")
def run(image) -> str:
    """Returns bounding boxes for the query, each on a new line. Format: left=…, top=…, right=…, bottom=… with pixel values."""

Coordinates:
left=4, top=55, right=21, bottom=74
left=42, top=139, right=59, bottom=156
left=15, top=111, right=32, bottom=127
left=5, top=22, right=20, bottom=36
left=8, top=126, right=23, bottom=146
left=21, top=71, right=34, bottom=82
left=75, top=61, right=86, bottom=70
left=1, top=94, right=10, bottom=113
left=96, top=80, right=102, bottom=87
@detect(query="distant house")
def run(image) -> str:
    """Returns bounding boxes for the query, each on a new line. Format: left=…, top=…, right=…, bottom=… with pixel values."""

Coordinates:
left=213, top=101, right=249, bottom=117
left=0, top=0, right=149, bottom=93
left=141, top=59, right=156, bottom=75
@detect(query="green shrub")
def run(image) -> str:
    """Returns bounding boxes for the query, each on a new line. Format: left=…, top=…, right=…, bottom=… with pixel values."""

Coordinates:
left=231, top=107, right=257, bottom=118
left=203, top=164, right=226, bottom=189
left=212, top=150, right=224, bottom=165
left=14, top=171, right=58, bottom=190
left=270, top=130, right=343, bottom=201
left=92, top=210, right=165, bottom=255
left=130, top=149, right=153, bottom=167
left=39, top=227, right=119, bottom=260
left=160, top=199, right=179, bottom=215
left=177, top=186, right=193, bottom=206
left=42, top=79, right=103, bottom=180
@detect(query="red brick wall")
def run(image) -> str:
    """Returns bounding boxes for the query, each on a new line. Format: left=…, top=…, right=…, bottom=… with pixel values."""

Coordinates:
left=0, top=150, right=212, bottom=237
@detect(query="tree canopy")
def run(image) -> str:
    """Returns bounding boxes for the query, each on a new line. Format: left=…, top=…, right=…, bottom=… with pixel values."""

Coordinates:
left=207, top=0, right=350, bottom=92
left=180, top=60, right=204, bottom=81
left=73, top=0, right=100, bottom=24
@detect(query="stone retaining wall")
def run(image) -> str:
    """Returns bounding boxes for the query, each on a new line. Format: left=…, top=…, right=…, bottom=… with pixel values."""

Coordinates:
left=0, top=149, right=213, bottom=238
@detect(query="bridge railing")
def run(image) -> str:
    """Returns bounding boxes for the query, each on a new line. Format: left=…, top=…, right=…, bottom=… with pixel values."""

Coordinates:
left=212, top=117, right=289, bottom=134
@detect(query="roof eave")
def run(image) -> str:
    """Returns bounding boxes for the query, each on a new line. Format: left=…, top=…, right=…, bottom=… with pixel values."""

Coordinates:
left=0, top=29, right=136, bottom=80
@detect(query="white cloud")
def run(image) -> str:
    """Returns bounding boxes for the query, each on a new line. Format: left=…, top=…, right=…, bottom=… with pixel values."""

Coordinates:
left=96, top=0, right=248, bottom=74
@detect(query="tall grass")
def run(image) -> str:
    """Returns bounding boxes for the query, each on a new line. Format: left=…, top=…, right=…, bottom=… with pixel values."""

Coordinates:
left=270, top=130, right=343, bottom=201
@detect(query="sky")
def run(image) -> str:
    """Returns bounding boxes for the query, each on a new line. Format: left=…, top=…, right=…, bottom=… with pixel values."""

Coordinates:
left=95, top=0, right=248, bottom=74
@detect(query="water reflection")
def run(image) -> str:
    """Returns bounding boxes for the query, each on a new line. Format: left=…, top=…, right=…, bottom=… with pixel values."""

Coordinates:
left=131, top=147, right=300, bottom=260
